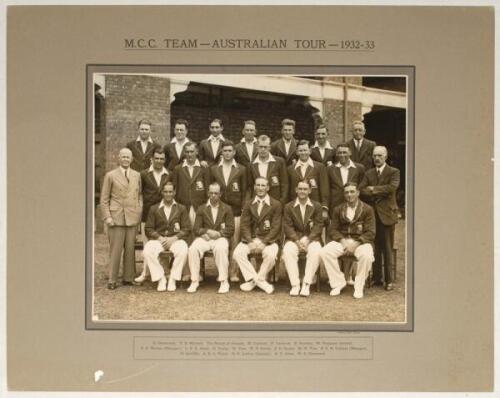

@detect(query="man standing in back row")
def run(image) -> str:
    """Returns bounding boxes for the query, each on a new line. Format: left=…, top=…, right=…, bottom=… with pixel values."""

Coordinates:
left=126, top=119, right=162, bottom=172
left=271, top=118, right=298, bottom=167
left=347, top=120, right=376, bottom=170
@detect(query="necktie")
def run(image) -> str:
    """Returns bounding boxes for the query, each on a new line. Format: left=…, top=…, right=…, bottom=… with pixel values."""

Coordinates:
left=124, top=169, right=129, bottom=182
left=377, top=168, right=381, bottom=176
left=257, top=200, right=263, bottom=216
left=356, top=140, right=361, bottom=150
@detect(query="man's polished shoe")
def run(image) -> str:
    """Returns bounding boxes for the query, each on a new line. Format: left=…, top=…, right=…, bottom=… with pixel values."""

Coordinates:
left=107, top=282, right=117, bottom=290
left=187, top=281, right=199, bottom=293
left=157, top=276, right=167, bottom=292
left=122, top=281, right=133, bottom=286
left=256, top=279, right=274, bottom=294
left=289, top=285, right=300, bottom=296
left=218, top=280, right=230, bottom=294
left=300, top=283, right=310, bottom=297
left=330, top=282, right=347, bottom=296
left=353, top=288, right=364, bottom=299
left=385, top=283, right=394, bottom=291
left=240, top=280, right=257, bottom=292
left=167, top=277, right=176, bottom=292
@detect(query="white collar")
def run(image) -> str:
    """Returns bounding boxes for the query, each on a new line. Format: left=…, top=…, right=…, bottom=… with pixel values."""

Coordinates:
left=252, top=194, right=271, bottom=206
left=170, top=137, right=189, bottom=144
left=206, top=199, right=220, bottom=208
left=354, top=138, right=364, bottom=144
left=294, top=198, right=313, bottom=208
left=120, top=166, right=130, bottom=174
left=183, top=159, right=201, bottom=168
left=241, top=137, right=257, bottom=144
left=253, top=154, right=276, bottom=164
left=219, top=159, right=238, bottom=168
left=159, top=199, right=177, bottom=208
left=148, top=165, right=168, bottom=175
left=312, top=140, right=333, bottom=149
left=136, top=136, right=153, bottom=143
left=377, top=163, right=387, bottom=173
left=295, top=158, right=314, bottom=169
left=335, top=160, right=357, bottom=169
left=208, top=134, right=225, bottom=142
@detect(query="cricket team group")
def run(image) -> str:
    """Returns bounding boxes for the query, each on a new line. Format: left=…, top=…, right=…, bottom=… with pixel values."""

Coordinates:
left=100, top=117, right=401, bottom=299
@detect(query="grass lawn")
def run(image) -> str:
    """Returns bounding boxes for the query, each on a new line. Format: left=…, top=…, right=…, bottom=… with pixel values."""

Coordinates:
left=92, top=221, right=407, bottom=323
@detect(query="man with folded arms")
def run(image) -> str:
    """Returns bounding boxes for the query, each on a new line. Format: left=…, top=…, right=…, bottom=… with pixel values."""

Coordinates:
left=143, top=182, right=191, bottom=292
left=282, top=180, right=324, bottom=297
left=187, top=182, right=235, bottom=294
left=320, top=182, right=375, bottom=299
left=233, top=177, right=282, bottom=294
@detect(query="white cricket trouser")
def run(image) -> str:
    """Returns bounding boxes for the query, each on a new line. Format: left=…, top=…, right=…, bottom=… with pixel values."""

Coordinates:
left=188, top=237, right=229, bottom=282
left=320, top=241, right=374, bottom=291
left=189, top=206, right=196, bottom=227
left=143, top=239, right=188, bottom=282
left=282, top=240, right=322, bottom=287
left=233, top=242, right=279, bottom=282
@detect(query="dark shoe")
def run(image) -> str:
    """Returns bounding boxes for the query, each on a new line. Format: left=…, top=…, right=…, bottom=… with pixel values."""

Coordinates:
left=385, top=283, right=394, bottom=291
left=107, top=282, right=117, bottom=290
left=122, top=281, right=134, bottom=286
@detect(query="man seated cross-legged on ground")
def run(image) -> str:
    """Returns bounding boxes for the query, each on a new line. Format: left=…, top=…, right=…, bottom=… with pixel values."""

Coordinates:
left=282, top=180, right=324, bottom=297
left=142, top=182, right=191, bottom=292
left=233, top=177, right=282, bottom=294
left=319, top=182, right=375, bottom=299
left=187, top=182, right=235, bottom=294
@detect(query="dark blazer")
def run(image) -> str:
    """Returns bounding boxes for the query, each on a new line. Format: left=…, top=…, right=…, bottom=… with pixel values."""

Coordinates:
left=172, top=162, right=210, bottom=210
left=248, top=156, right=289, bottom=204
left=360, top=165, right=400, bottom=226
left=287, top=160, right=329, bottom=208
left=240, top=196, right=282, bottom=245
left=198, top=136, right=225, bottom=166
left=193, top=202, right=235, bottom=239
left=140, top=168, right=171, bottom=222
left=271, top=137, right=297, bottom=166
left=210, top=162, right=248, bottom=216
left=283, top=199, right=324, bottom=243
left=347, top=138, right=376, bottom=170
left=326, top=162, right=366, bottom=210
left=145, top=201, right=191, bottom=241
left=310, top=145, right=336, bottom=167
left=126, top=139, right=162, bottom=172
left=328, top=200, right=375, bottom=245
left=234, top=140, right=258, bottom=168
left=164, top=140, right=190, bottom=172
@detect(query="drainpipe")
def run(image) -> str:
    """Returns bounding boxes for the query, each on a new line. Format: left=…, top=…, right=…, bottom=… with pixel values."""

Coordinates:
left=343, top=77, right=348, bottom=141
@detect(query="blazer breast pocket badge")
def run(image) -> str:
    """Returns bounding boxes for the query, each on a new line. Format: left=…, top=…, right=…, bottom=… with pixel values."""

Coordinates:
left=220, top=222, right=226, bottom=231
left=232, top=182, right=239, bottom=192
left=309, top=178, right=317, bottom=189
left=271, top=176, right=279, bottom=186
left=195, top=181, right=204, bottom=191
left=356, top=223, right=363, bottom=233
left=174, top=222, right=180, bottom=232
left=263, top=219, right=271, bottom=231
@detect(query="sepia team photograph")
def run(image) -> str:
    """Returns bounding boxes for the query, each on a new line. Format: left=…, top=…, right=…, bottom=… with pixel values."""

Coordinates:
left=88, top=69, right=412, bottom=329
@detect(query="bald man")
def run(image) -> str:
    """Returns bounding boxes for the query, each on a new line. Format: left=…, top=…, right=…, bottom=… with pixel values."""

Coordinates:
left=360, top=146, right=400, bottom=291
left=100, top=148, right=143, bottom=289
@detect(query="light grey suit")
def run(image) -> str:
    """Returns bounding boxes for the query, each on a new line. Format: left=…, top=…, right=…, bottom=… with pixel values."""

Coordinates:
left=100, top=167, right=143, bottom=283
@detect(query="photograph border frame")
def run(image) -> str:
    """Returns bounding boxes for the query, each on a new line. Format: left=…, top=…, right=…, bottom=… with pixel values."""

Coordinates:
left=85, top=64, right=415, bottom=332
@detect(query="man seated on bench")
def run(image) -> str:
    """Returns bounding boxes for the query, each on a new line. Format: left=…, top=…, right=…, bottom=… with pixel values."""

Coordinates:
left=319, top=182, right=375, bottom=299
left=187, top=182, right=235, bottom=294
left=143, top=182, right=191, bottom=292
left=282, top=180, right=324, bottom=297
left=233, top=177, right=282, bottom=294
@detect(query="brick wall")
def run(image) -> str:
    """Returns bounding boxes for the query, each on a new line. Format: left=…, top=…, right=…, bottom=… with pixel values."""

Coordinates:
left=323, top=99, right=362, bottom=146
left=104, top=75, right=170, bottom=172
